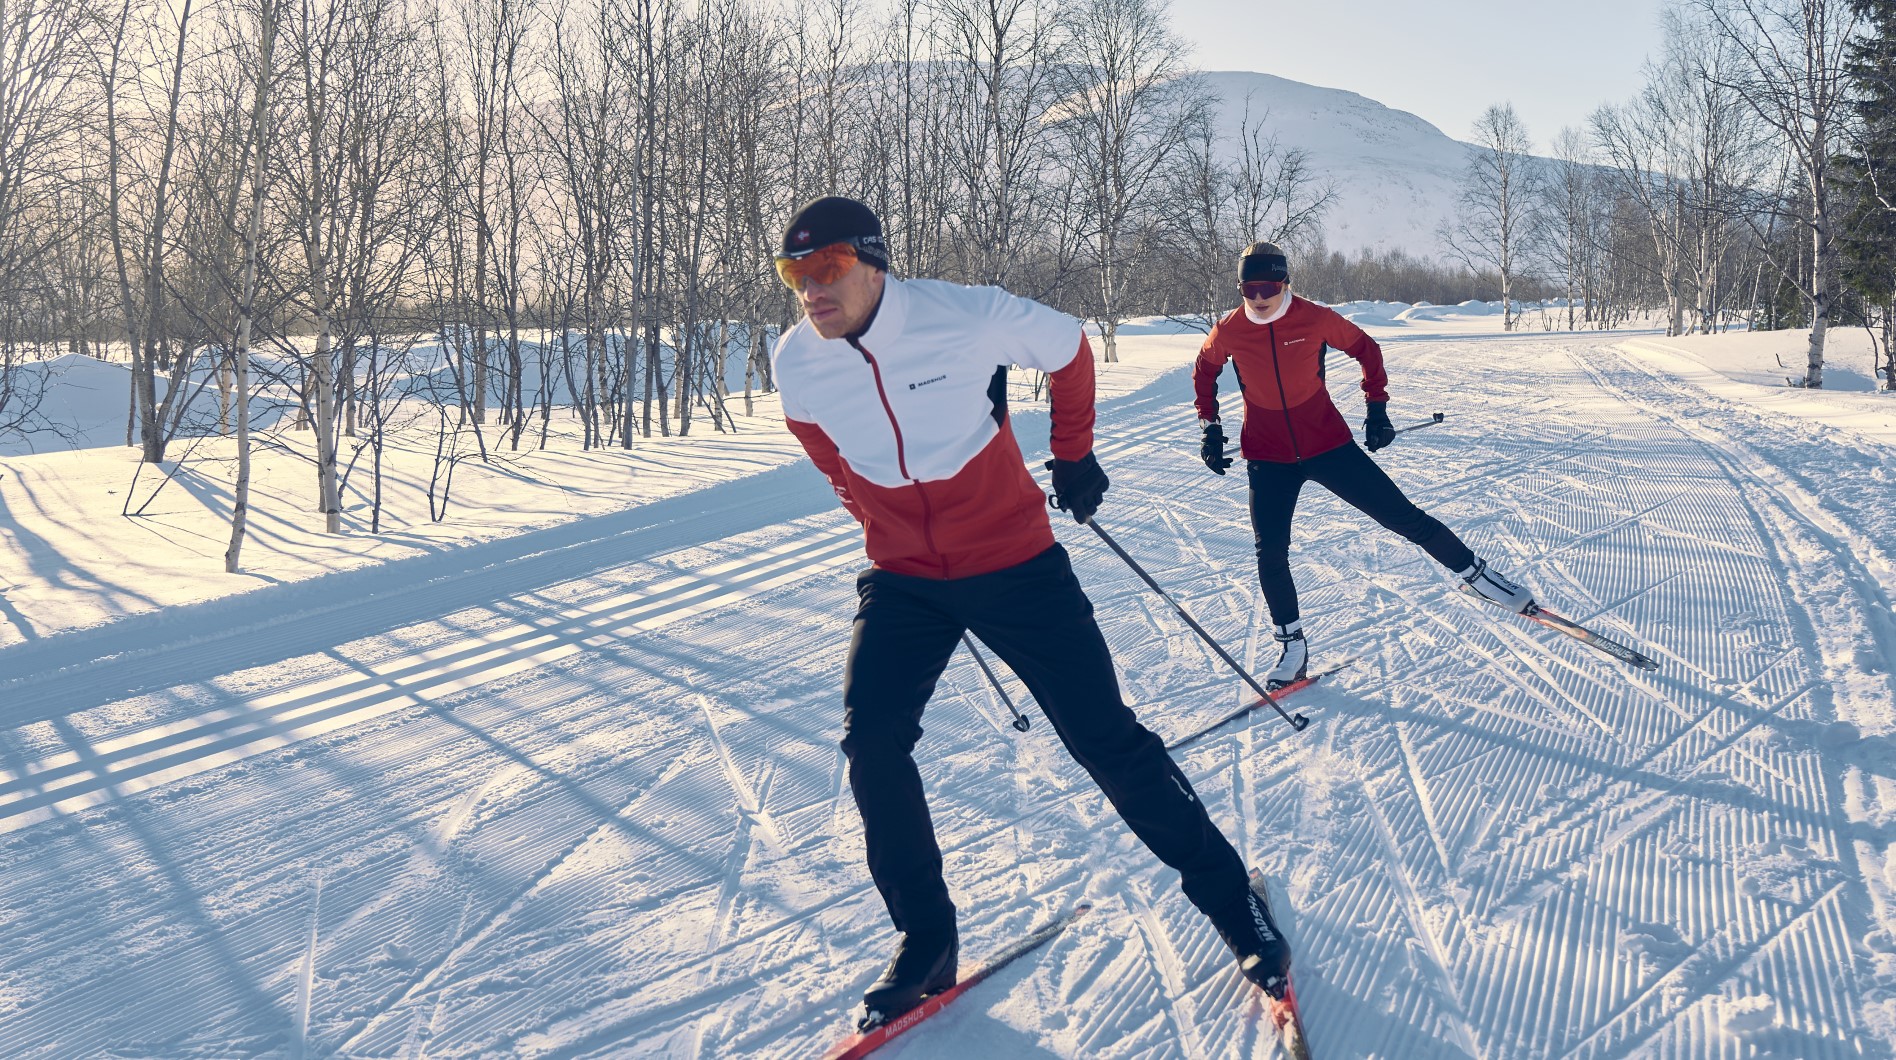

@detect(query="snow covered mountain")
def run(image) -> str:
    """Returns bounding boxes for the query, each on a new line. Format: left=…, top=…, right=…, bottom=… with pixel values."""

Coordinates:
left=1193, top=70, right=1476, bottom=257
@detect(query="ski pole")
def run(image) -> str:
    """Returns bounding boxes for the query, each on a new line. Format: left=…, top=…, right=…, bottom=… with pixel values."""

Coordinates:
left=1391, top=411, right=1446, bottom=437
left=962, top=632, right=1031, bottom=733
left=1071, top=515, right=1311, bottom=734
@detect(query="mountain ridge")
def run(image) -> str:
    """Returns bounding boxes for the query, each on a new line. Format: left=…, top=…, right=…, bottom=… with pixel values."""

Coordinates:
left=1190, top=69, right=1476, bottom=257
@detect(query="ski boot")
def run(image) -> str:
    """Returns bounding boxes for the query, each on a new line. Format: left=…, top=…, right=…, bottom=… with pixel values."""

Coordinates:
left=858, top=928, right=957, bottom=1031
left=1265, top=621, right=1308, bottom=692
left=1461, top=558, right=1535, bottom=614
left=1206, top=882, right=1292, bottom=999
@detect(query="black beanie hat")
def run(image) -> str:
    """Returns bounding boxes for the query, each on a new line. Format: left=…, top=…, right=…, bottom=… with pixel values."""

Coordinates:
left=779, top=196, right=889, bottom=271
left=1239, top=241, right=1290, bottom=284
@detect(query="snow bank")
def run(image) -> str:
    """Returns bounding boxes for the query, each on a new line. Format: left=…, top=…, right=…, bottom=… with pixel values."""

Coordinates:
left=1103, top=316, right=1209, bottom=337
left=1619, top=329, right=1896, bottom=445
left=1393, top=299, right=1507, bottom=324
left=1331, top=300, right=1412, bottom=327
left=1623, top=327, right=1885, bottom=392
left=3, top=355, right=135, bottom=455
left=1, top=329, right=780, bottom=457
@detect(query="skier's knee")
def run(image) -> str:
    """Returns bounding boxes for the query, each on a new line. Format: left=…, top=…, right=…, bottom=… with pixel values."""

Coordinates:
left=1376, top=508, right=1433, bottom=543
left=840, top=716, right=923, bottom=760
left=1252, top=545, right=1293, bottom=573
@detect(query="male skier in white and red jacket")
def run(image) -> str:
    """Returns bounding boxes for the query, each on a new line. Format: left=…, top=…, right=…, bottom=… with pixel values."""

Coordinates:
left=772, top=197, right=1289, bottom=1031
left=1195, top=241, right=1537, bottom=688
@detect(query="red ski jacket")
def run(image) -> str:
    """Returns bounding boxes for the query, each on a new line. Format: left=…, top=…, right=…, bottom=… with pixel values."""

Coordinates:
left=1193, top=295, right=1389, bottom=463
left=775, top=276, right=1094, bottom=579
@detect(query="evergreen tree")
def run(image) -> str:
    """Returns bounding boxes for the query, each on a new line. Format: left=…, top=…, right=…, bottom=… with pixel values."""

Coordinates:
left=1837, top=0, right=1896, bottom=388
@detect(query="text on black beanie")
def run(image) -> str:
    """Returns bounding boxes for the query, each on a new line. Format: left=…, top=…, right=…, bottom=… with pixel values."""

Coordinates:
left=779, top=196, right=889, bottom=271
left=1239, top=241, right=1290, bottom=284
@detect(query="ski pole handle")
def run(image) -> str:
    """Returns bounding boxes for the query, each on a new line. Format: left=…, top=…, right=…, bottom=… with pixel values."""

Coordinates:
left=1390, top=411, right=1445, bottom=437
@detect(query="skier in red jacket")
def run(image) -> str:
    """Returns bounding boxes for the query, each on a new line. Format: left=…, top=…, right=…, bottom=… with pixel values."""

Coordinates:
left=1195, top=242, right=1535, bottom=687
left=774, top=198, right=1290, bottom=1031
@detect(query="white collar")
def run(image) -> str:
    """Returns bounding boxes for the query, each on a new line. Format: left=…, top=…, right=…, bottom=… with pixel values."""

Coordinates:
left=854, top=273, right=907, bottom=346
left=1244, top=295, right=1291, bottom=326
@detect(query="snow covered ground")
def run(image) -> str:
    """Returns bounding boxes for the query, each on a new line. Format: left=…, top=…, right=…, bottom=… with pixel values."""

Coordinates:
left=1, top=308, right=1893, bottom=1058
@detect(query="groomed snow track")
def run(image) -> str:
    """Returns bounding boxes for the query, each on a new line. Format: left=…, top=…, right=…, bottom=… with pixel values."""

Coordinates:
left=0, top=333, right=1891, bottom=1058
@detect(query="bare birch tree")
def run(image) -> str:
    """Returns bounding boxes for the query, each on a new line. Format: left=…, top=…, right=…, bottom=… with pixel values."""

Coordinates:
left=1446, top=103, right=1540, bottom=332
left=0, top=0, right=95, bottom=440
left=934, top=0, right=1062, bottom=287
left=1691, top=0, right=1861, bottom=385
left=536, top=0, right=638, bottom=447
left=1592, top=91, right=1694, bottom=335
left=103, top=0, right=208, bottom=463
left=225, top=0, right=281, bottom=571
left=1055, top=0, right=1204, bottom=362
left=1536, top=126, right=1601, bottom=331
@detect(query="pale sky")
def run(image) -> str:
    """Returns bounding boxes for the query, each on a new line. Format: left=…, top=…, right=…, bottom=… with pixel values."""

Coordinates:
left=1169, top=1, right=1668, bottom=146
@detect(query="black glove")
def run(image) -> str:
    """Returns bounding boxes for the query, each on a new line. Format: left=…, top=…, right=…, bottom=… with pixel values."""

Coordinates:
left=1045, top=453, right=1109, bottom=523
left=1200, top=421, right=1234, bottom=475
left=1363, top=401, right=1396, bottom=452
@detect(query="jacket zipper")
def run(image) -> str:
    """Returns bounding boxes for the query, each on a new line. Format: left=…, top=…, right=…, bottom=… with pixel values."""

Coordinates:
left=849, top=337, right=947, bottom=577
left=1266, top=322, right=1304, bottom=461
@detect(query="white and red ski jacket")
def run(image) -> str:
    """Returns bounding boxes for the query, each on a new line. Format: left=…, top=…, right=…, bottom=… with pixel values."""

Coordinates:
left=774, top=276, right=1095, bottom=579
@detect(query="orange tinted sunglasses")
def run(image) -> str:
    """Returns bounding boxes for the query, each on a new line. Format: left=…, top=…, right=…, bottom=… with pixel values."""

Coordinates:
left=775, top=241, right=860, bottom=289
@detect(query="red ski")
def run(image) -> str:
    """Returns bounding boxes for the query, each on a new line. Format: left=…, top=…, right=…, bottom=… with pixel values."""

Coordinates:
left=1248, top=870, right=1312, bottom=1059
left=1269, top=979, right=1314, bottom=1059
left=822, top=903, right=1093, bottom=1059
left=1166, top=660, right=1356, bottom=752
left=1455, top=583, right=1659, bottom=670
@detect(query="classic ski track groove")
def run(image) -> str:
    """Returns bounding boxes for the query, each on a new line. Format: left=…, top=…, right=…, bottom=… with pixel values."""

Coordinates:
left=1603, top=348, right=1886, bottom=1038
left=1587, top=346, right=1896, bottom=679
left=1354, top=739, right=1488, bottom=1058
left=1127, top=877, right=1211, bottom=1059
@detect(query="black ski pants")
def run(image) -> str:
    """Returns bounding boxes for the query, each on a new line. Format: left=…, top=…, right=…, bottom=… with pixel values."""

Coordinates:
left=840, top=544, right=1249, bottom=938
left=1247, top=441, right=1476, bottom=626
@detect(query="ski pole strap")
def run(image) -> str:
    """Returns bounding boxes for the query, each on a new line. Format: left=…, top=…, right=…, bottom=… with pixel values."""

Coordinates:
left=1390, top=411, right=1446, bottom=437
left=962, top=632, right=1031, bottom=732
left=1082, top=519, right=1310, bottom=733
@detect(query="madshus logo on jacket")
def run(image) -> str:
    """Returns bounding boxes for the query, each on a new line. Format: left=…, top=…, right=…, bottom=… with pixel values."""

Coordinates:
left=773, top=274, right=1096, bottom=579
